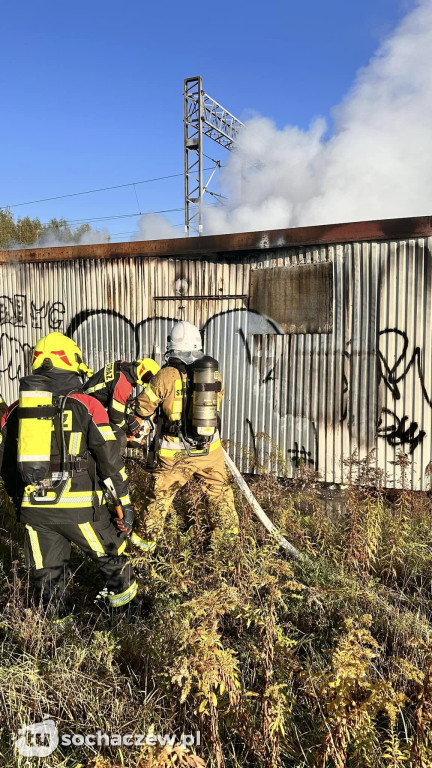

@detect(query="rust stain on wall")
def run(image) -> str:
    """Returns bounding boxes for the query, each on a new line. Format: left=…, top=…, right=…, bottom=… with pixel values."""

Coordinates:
left=249, top=262, right=333, bottom=333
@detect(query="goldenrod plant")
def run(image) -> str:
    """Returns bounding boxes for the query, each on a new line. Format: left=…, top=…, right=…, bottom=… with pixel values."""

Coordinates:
left=1, top=444, right=432, bottom=767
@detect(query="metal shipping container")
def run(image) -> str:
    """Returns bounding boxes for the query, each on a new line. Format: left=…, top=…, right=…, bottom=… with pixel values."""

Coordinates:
left=1, top=215, right=431, bottom=489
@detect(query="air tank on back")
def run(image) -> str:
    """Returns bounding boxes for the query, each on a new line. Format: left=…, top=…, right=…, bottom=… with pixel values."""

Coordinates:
left=190, top=355, right=221, bottom=440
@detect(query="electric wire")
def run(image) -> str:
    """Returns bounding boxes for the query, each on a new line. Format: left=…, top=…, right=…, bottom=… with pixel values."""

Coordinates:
left=2, top=167, right=223, bottom=209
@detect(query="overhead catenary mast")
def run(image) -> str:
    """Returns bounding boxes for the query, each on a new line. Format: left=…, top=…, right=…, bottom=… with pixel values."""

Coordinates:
left=184, top=76, right=244, bottom=236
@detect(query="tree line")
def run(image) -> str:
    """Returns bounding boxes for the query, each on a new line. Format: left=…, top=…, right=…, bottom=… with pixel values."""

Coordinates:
left=0, top=209, right=104, bottom=249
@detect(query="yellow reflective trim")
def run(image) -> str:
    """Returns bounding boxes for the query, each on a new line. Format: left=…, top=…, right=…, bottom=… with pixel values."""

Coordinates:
left=78, top=523, right=105, bottom=557
left=158, top=438, right=221, bottom=458
left=22, top=490, right=103, bottom=509
left=68, top=431, right=82, bottom=456
left=117, top=540, right=127, bottom=555
left=120, top=466, right=128, bottom=481
left=98, top=425, right=116, bottom=441
left=104, top=362, right=115, bottom=382
left=143, top=384, right=159, bottom=403
left=130, top=532, right=156, bottom=551
left=85, top=382, right=106, bottom=394
left=171, top=400, right=182, bottom=418
left=19, top=391, right=53, bottom=401
left=18, top=453, right=51, bottom=461
left=108, top=580, right=138, bottom=607
left=111, top=399, right=126, bottom=413
left=26, top=525, right=43, bottom=569
left=120, top=494, right=131, bottom=505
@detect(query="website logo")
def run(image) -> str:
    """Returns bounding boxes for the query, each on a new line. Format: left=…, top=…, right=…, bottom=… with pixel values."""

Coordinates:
left=14, top=718, right=59, bottom=757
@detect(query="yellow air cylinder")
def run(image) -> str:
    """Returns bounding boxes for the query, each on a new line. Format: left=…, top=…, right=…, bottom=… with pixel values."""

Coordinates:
left=17, top=376, right=55, bottom=485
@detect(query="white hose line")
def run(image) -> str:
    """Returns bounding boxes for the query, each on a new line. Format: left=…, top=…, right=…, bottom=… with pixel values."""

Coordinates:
left=223, top=449, right=301, bottom=560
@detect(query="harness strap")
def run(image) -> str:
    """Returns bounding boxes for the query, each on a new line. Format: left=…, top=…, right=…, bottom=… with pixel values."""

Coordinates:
left=17, top=406, right=58, bottom=419
left=146, top=412, right=164, bottom=470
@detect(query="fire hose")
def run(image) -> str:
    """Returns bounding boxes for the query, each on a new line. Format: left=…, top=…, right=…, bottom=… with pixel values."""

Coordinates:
left=223, top=449, right=301, bottom=560
left=124, top=415, right=301, bottom=559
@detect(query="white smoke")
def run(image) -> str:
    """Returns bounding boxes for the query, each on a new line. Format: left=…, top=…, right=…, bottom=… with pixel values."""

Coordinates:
left=205, top=0, right=432, bottom=234
left=7, top=227, right=111, bottom=250
left=35, top=227, right=111, bottom=247
left=132, top=213, right=183, bottom=241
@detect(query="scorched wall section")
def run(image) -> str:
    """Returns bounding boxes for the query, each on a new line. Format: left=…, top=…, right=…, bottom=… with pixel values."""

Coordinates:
left=1, top=218, right=431, bottom=489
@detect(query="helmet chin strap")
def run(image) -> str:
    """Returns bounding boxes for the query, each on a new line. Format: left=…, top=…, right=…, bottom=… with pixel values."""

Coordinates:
left=78, top=362, right=94, bottom=377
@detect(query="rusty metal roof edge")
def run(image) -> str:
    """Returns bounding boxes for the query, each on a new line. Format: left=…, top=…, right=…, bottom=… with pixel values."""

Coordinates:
left=0, top=215, right=431, bottom=264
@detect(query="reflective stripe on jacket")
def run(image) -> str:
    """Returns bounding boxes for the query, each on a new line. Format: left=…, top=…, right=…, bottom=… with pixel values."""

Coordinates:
left=136, top=365, right=224, bottom=454
left=84, top=361, right=136, bottom=429
left=0, top=371, right=131, bottom=523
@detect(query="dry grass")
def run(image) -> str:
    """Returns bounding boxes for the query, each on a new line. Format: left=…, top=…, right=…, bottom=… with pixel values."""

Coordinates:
left=0, top=449, right=432, bottom=767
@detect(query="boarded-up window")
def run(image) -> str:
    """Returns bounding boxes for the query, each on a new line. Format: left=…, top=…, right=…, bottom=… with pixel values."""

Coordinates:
left=249, top=262, right=333, bottom=333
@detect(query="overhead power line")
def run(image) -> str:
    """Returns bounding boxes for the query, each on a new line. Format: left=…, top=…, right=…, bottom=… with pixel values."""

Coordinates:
left=59, top=207, right=184, bottom=226
left=2, top=172, right=184, bottom=209
left=110, top=223, right=184, bottom=238
left=2, top=167, right=221, bottom=210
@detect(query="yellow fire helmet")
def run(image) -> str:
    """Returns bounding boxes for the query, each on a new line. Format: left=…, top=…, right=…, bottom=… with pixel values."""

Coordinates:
left=136, top=357, right=160, bottom=385
left=32, top=332, right=94, bottom=377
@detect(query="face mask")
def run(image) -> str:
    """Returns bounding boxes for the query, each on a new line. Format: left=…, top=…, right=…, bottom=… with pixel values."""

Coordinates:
left=166, top=350, right=204, bottom=365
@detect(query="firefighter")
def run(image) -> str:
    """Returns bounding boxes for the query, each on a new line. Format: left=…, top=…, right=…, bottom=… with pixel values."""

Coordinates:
left=0, top=394, right=7, bottom=420
left=135, top=321, right=239, bottom=544
left=84, top=358, right=160, bottom=453
left=0, top=332, right=139, bottom=619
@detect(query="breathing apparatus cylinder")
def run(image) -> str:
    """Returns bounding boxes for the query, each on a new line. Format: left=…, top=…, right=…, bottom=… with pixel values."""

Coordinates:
left=190, top=356, right=221, bottom=442
left=17, top=375, right=56, bottom=487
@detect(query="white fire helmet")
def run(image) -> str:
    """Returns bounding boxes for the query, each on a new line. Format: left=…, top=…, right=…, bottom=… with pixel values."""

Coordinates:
left=167, top=321, right=202, bottom=353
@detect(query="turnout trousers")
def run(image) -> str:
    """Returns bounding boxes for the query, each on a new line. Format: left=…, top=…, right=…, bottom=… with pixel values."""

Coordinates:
left=141, top=442, right=238, bottom=540
left=24, top=512, right=137, bottom=614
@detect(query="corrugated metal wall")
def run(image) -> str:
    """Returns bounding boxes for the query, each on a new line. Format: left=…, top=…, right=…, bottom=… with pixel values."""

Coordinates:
left=1, top=234, right=431, bottom=488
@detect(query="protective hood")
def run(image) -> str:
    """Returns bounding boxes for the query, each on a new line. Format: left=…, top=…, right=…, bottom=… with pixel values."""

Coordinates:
left=21, top=370, right=85, bottom=395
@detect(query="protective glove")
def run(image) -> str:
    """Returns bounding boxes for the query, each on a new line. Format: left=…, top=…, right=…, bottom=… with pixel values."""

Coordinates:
left=114, top=503, right=134, bottom=535
left=127, top=417, right=153, bottom=444
left=126, top=413, right=142, bottom=436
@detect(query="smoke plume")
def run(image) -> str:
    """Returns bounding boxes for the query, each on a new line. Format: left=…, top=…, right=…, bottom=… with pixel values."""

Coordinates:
left=132, top=213, right=184, bottom=241
left=205, top=0, right=432, bottom=234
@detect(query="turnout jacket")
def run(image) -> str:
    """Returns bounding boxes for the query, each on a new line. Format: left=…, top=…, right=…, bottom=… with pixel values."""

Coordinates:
left=136, top=363, right=224, bottom=455
left=0, top=371, right=131, bottom=525
left=84, top=361, right=138, bottom=430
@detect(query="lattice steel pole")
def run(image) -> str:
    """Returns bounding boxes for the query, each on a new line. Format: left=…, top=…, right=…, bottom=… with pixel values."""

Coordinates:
left=184, top=76, right=244, bottom=236
left=184, top=77, right=203, bottom=235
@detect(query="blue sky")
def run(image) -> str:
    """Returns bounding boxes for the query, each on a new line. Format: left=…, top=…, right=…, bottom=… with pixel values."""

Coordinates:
left=0, top=0, right=413, bottom=241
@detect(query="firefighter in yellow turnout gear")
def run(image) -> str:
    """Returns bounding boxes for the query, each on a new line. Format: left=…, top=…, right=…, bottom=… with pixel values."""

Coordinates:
left=0, top=333, right=139, bottom=618
left=136, top=321, right=238, bottom=543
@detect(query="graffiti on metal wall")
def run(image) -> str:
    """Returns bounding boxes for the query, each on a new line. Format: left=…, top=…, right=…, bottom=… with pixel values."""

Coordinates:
left=377, top=408, right=426, bottom=454
left=377, top=329, right=431, bottom=455
left=1, top=299, right=316, bottom=470
left=0, top=295, right=66, bottom=381
left=0, top=335, right=32, bottom=381
left=1, top=294, right=431, bottom=476
left=338, top=327, right=432, bottom=457
left=65, top=307, right=315, bottom=470
left=0, top=294, right=66, bottom=330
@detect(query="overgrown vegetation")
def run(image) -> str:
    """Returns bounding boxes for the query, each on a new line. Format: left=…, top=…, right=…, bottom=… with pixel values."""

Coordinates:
left=1, top=449, right=432, bottom=767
